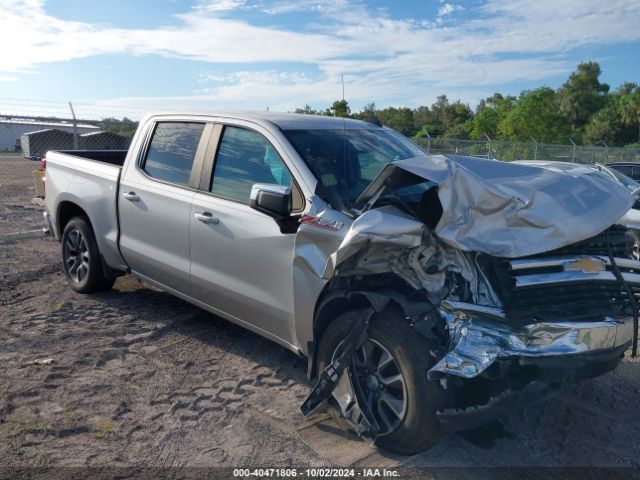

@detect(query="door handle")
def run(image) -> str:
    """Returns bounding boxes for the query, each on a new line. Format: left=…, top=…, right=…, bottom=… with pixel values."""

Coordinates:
left=123, top=191, right=140, bottom=201
left=194, top=211, right=220, bottom=224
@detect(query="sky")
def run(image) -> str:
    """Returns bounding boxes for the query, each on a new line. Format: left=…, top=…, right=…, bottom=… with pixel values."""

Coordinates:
left=0, top=0, right=639, bottom=119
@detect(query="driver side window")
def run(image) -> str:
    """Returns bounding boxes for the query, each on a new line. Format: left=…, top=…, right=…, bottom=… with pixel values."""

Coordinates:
left=210, top=126, right=302, bottom=209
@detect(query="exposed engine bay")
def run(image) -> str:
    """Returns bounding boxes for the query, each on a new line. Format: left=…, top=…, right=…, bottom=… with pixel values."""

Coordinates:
left=297, top=155, right=640, bottom=440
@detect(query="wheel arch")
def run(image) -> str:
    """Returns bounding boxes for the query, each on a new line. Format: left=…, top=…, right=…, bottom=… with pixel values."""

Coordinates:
left=57, top=200, right=89, bottom=235
left=308, top=288, right=408, bottom=380
left=56, top=201, right=124, bottom=279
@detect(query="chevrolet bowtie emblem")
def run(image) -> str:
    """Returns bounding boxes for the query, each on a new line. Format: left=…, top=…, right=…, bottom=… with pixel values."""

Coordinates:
left=565, top=257, right=605, bottom=274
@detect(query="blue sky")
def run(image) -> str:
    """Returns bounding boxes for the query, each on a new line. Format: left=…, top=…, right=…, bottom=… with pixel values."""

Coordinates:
left=1, top=0, right=639, bottom=119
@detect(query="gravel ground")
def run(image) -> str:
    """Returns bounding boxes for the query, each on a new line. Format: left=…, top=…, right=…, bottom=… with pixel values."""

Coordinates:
left=1, top=156, right=639, bottom=475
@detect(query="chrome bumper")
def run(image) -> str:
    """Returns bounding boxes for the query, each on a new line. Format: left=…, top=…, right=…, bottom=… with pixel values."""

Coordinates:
left=510, top=255, right=640, bottom=286
left=428, top=300, right=634, bottom=379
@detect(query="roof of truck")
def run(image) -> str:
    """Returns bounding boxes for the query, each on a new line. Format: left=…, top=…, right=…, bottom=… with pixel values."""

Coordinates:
left=256, top=112, right=381, bottom=130
left=145, top=111, right=382, bottom=130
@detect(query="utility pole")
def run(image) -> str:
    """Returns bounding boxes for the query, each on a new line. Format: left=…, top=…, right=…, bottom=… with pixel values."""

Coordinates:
left=69, top=102, right=78, bottom=149
left=530, top=136, right=538, bottom=160
left=425, top=131, right=431, bottom=154
left=569, top=138, right=576, bottom=163
left=484, top=133, right=492, bottom=159
left=341, top=74, right=345, bottom=101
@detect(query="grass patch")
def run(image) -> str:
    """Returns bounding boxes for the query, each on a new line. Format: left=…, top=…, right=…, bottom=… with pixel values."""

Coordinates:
left=21, top=421, right=55, bottom=435
left=91, top=418, right=116, bottom=439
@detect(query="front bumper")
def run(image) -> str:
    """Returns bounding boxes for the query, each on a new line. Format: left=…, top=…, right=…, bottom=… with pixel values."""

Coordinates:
left=436, top=343, right=627, bottom=431
left=429, top=300, right=634, bottom=380
left=430, top=301, right=632, bottom=431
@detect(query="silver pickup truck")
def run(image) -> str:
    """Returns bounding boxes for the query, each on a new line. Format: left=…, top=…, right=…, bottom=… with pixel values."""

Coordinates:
left=43, top=112, right=639, bottom=454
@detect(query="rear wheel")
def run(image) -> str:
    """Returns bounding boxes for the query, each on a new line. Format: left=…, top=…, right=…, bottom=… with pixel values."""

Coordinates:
left=62, top=216, right=115, bottom=293
left=316, top=307, right=442, bottom=454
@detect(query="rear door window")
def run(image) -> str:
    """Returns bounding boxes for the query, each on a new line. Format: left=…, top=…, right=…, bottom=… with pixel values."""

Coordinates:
left=143, top=122, right=205, bottom=186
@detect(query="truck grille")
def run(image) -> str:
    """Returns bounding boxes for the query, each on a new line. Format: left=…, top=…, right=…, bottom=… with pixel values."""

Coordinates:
left=482, top=226, right=640, bottom=324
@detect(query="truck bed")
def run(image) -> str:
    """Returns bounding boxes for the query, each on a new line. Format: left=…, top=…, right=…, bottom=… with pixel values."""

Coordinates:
left=44, top=149, right=128, bottom=272
left=52, top=150, right=128, bottom=167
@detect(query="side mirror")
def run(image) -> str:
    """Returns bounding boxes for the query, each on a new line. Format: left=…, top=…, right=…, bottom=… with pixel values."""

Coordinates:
left=250, top=183, right=292, bottom=220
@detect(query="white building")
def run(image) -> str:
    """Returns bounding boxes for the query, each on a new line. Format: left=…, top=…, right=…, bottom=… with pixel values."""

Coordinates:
left=0, top=118, right=100, bottom=152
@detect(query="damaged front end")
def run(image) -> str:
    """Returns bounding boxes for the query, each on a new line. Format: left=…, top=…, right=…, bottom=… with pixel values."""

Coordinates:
left=298, top=154, right=639, bottom=441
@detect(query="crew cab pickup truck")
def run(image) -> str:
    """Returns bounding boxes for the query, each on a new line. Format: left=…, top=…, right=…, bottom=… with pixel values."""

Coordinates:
left=44, top=113, right=639, bottom=454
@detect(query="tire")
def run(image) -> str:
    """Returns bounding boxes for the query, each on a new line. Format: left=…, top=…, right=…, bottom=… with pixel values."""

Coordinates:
left=317, top=307, right=442, bottom=455
left=61, top=216, right=115, bottom=293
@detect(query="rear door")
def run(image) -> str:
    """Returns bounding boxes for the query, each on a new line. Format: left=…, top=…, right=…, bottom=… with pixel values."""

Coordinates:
left=119, top=120, right=210, bottom=293
left=189, top=122, right=305, bottom=345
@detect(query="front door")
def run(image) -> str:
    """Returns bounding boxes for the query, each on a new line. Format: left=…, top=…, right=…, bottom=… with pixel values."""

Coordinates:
left=189, top=124, right=302, bottom=345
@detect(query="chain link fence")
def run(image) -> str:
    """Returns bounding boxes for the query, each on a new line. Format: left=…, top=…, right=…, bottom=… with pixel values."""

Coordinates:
left=0, top=117, right=131, bottom=160
left=414, top=137, right=640, bottom=164
left=0, top=104, right=135, bottom=226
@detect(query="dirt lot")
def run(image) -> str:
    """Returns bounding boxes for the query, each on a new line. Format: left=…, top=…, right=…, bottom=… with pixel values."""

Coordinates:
left=1, top=156, right=640, bottom=475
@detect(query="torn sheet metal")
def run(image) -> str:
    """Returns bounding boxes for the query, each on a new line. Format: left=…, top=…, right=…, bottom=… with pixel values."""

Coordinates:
left=302, top=361, right=380, bottom=442
left=329, top=206, right=425, bottom=278
left=358, top=155, right=635, bottom=258
left=428, top=300, right=635, bottom=379
left=300, top=307, right=380, bottom=441
left=294, top=195, right=352, bottom=280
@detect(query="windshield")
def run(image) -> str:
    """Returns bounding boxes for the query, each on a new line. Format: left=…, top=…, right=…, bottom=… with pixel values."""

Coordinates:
left=595, top=163, right=640, bottom=192
left=283, top=128, right=425, bottom=206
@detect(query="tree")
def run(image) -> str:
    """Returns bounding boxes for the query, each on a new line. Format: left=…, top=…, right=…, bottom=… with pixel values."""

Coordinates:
left=99, top=117, right=138, bottom=138
left=376, top=107, right=416, bottom=136
left=618, top=83, right=640, bottom=143
left=413, top=95, right=472, bottom=137
left=467, top=93, right=516, bottom=140
left=294, top=105, right=321, bottom=115
left=583, top=106, right=626, bottom=145
left=498, top=87, right=571, bottom=143
left=352, top=102, right=377, bottom=121
left=583, top=84, right=638, bottom=146
left=325, top=99, right=351, bottom=118
left=558, top=62, right=609, bottom=131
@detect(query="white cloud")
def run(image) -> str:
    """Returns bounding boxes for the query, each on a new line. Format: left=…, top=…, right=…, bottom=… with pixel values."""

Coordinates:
left=194, top=0, right=246, bottom=12
left=437, top=3, right=463, bottom=18
left=0, top=0, right=639, bottom=111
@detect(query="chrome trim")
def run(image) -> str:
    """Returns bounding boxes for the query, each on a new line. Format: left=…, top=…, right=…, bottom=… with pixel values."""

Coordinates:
left=250, top=183, right=291, bottom=200
left=606, top=256, right=640, bottom=271
left=441, top=300, right=505, bottom=319
left=510, top=255, right=640, bottom=272
left=514, top=270, right=640, bottom=287
left=510, top=256, right=579, bottom=271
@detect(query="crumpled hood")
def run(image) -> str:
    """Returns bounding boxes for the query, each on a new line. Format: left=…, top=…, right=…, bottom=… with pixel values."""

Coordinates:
left=358, top=154, right=635, bottom=258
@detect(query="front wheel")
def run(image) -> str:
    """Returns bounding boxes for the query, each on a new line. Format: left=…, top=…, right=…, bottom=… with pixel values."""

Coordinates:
left=316, top=307, right=443, bottom=454
left=61, top=216, right=115, bottom=293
